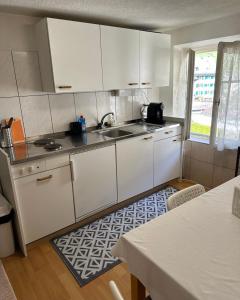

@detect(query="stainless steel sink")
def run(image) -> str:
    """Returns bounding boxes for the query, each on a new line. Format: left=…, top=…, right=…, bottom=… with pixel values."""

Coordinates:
left=100, top=129, right=132, bottom=138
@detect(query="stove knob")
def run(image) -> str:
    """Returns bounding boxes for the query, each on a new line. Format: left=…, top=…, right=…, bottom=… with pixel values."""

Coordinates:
left=19, top=168, right=25, bottom=176
left=28, top=166, right=34, bottom=173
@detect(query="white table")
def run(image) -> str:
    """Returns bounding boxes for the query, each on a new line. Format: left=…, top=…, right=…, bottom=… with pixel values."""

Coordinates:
left=112, top=177, right=240, bottom=300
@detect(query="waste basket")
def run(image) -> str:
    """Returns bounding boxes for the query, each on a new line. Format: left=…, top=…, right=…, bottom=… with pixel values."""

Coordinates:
left=0, top=193, right=15, bottom=257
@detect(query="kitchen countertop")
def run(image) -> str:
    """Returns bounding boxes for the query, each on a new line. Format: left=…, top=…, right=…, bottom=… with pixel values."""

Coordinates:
left=2, top=122, right=181, bottom=165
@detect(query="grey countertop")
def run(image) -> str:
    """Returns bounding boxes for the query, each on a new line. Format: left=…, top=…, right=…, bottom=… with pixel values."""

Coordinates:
left=3, top=122, right=181, bottom=165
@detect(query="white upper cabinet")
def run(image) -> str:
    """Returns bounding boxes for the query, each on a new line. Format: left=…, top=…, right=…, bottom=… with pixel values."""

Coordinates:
left=36, top=18, right=103, bottom=93
left=140, top=32, right=170, bottom=88
left=101, top=26, right=140, bottom=90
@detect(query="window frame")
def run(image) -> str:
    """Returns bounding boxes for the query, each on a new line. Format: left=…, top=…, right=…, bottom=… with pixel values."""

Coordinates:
left=186, top=47, right=219, bottom=144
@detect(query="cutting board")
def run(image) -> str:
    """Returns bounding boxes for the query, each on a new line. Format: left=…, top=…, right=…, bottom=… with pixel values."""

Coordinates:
left=9, top=118, right=25, bottom=144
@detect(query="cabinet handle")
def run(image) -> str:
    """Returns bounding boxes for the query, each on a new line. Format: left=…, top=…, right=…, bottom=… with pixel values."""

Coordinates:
left=58, top=85, right=72, bottom=89
left=173, top=139, right=181, bottom=142
left=36, top=175, right=52, bottom=182
left=164, top=131, right=173, bottom=134
left=128, top=83, right=138, bottom=86
left=143, top=136, right=153, bottom=140
left=70, top=159, right=76, bottom=181
left=141, top=82, right=151, bottom=85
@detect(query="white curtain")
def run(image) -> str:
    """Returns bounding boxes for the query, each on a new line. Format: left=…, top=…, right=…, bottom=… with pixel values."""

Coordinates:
left=216, top=42, right=240, bottom=150
left=172, top=47, right=190, bottom=118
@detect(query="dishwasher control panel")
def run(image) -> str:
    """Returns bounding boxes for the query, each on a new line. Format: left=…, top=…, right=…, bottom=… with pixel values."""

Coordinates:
left=11, top=153, right=70, bottom=179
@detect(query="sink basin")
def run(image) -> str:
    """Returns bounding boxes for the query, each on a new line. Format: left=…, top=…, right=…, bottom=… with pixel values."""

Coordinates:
left=100, top=129, right=132, bottom=138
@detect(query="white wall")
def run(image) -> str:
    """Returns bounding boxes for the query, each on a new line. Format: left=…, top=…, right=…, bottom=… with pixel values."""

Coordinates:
left=0, top=13, right=162, bottom=138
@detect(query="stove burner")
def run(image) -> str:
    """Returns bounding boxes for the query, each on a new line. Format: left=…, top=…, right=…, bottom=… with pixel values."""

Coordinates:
left=34, top=138, right=55, bottom=146
left=44, top=143, right=63, bottom=151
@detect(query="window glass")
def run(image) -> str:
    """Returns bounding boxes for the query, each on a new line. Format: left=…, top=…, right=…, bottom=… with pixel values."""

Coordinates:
left=190, top=50, right=217, bottom=142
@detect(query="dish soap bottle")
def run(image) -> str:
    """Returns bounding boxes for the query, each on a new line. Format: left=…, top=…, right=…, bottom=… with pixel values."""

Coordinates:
left=79, top=115, right=86, bottom=132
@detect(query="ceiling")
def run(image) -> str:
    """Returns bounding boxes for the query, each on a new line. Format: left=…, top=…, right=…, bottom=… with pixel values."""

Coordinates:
left=1, top=0, right=240, bottom=31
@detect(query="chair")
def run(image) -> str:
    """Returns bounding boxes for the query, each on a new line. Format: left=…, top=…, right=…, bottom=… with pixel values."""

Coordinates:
left=109, top=281, right=124, bottom=300
left=167, top=184, right=205, bottom=211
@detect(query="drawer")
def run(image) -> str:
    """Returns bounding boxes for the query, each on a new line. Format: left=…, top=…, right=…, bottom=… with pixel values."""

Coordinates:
left=45, top=153, right=69, bottom=170
left=153, top=125, right=182, bottom=141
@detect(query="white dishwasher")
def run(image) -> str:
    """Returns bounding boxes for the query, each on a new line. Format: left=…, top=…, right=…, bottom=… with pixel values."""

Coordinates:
left=13, top=154, right=75, bottom=244
left=70, top=144, right=117, bottom=221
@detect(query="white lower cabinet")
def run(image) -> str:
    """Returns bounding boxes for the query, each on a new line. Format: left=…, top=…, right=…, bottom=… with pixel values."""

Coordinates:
left=71, top=145, right=117, bottom=220
left=15, top=165, right=75, bottom=243
left=154, top=135, right=182, bottom=186
left=116, top=135, right=154, bottom=202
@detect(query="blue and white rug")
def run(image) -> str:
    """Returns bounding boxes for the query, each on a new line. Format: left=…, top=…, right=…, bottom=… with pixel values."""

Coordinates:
left=51, top=186, right=177, bottom=286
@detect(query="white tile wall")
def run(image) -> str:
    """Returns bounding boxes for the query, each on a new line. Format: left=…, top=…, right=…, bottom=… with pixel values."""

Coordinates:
left=0, top=50, right=163, bottom=138
left=0, top=97, right=22, bottom=120
left=75, top=92, right=98, bottom=126
left=12, top=51, right=44, bottom=96
left=116, top=94, right=133, bottom=123
left=49, top=93, right=76, bottom=133
left=20, top=95, right=53, bottom=137
left=96, top=91, right=116, bottom=122
left=183, top=140, right=237, bottom=188
left=0, top=50, right=18, bottom=97
left=132, top=89, right=147, bottom=120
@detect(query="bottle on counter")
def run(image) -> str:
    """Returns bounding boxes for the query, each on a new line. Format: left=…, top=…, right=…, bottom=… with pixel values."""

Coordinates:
left=78, top=115, right=86, bottom=132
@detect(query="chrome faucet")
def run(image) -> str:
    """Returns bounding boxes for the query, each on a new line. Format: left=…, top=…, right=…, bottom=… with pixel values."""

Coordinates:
left=98, top=112, right=115, bottom=129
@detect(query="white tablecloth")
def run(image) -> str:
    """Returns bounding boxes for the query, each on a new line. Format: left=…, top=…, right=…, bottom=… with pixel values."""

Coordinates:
left=112, top=177, right=240, bottom=300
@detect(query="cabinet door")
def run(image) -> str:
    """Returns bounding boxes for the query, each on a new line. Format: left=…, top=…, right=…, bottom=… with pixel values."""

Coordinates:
left=0, top=50, right=18, bottom=97
left=15, top=166, right=75, bottom=243
left=116, top=135, right=154, bottom=202
left=47, top=18, right=103, bottom=93
left=140, top=32, right=170, bottom=88
left=71, top=145, right=117, bottom=219
left=101, top=26, right=140, bottom=90
left=154, top=136, right=181, bottom=187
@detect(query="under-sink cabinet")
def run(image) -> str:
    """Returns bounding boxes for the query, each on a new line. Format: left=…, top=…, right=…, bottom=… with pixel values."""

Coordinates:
left=70, top=144, right=117, bottom=220
left=14, top=164, right=75, bottom=244
left=116, top=134, right=154, bottom=202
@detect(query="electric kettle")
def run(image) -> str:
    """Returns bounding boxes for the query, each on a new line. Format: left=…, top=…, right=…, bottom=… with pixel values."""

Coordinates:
left=140, top=104, right=149, bottom=121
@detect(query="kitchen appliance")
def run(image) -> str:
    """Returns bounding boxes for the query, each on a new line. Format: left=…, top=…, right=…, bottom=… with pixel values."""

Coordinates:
left=146, top=102, right=165, bottom=125
left=140, top=104, right=149, bottom=121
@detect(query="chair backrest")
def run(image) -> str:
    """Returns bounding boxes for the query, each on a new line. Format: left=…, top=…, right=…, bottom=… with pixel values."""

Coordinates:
left=109, top=281, right=124, bottom=300
left=167, top=184, right=205, bottom=211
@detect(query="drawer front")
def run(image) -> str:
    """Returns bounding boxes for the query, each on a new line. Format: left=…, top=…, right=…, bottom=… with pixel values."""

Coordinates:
left=153, top=125, right=182, bottom=141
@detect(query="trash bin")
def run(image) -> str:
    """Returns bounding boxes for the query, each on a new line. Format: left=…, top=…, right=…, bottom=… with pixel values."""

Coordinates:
left=0, top=193, right=15, bottom=257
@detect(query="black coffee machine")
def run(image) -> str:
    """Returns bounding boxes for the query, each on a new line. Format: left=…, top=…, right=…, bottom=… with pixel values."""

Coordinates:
left=146, top=102, right=165, bottom=125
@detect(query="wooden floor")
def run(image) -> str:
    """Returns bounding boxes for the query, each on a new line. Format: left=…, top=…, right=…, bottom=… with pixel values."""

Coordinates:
left=2, top=179, right=194, bottom=300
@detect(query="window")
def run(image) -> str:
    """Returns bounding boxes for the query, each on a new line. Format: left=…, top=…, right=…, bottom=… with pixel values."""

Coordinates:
left=190, top=50, right=217, bottom=142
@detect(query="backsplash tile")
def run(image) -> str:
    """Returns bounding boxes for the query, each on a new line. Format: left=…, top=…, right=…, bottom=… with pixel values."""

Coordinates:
left=49, top=93, right=76, bottom=133
left=20, top=95, right=53, bottom=137
left=12, top=51, right=44, bottom=96
left=74, top=92, right=98, bottom=127
left=132, top=89, right=148, bottom=120
left=0, top=97, right=22, bottom=121
left=96, top=91, right=116, bottom=123
left=115, top=94, right=133, bottom=123
left=0, top=50, right=18, bottom=97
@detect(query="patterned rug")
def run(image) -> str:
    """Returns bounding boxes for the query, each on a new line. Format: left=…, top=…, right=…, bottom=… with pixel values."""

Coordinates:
left=51, top=186, right=177, bottom=286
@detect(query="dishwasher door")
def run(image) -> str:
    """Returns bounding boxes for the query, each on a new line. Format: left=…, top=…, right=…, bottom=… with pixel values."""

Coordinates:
left=70, top=145, right=117, bottom=220
left=15, top=165, right=75, bottom=243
